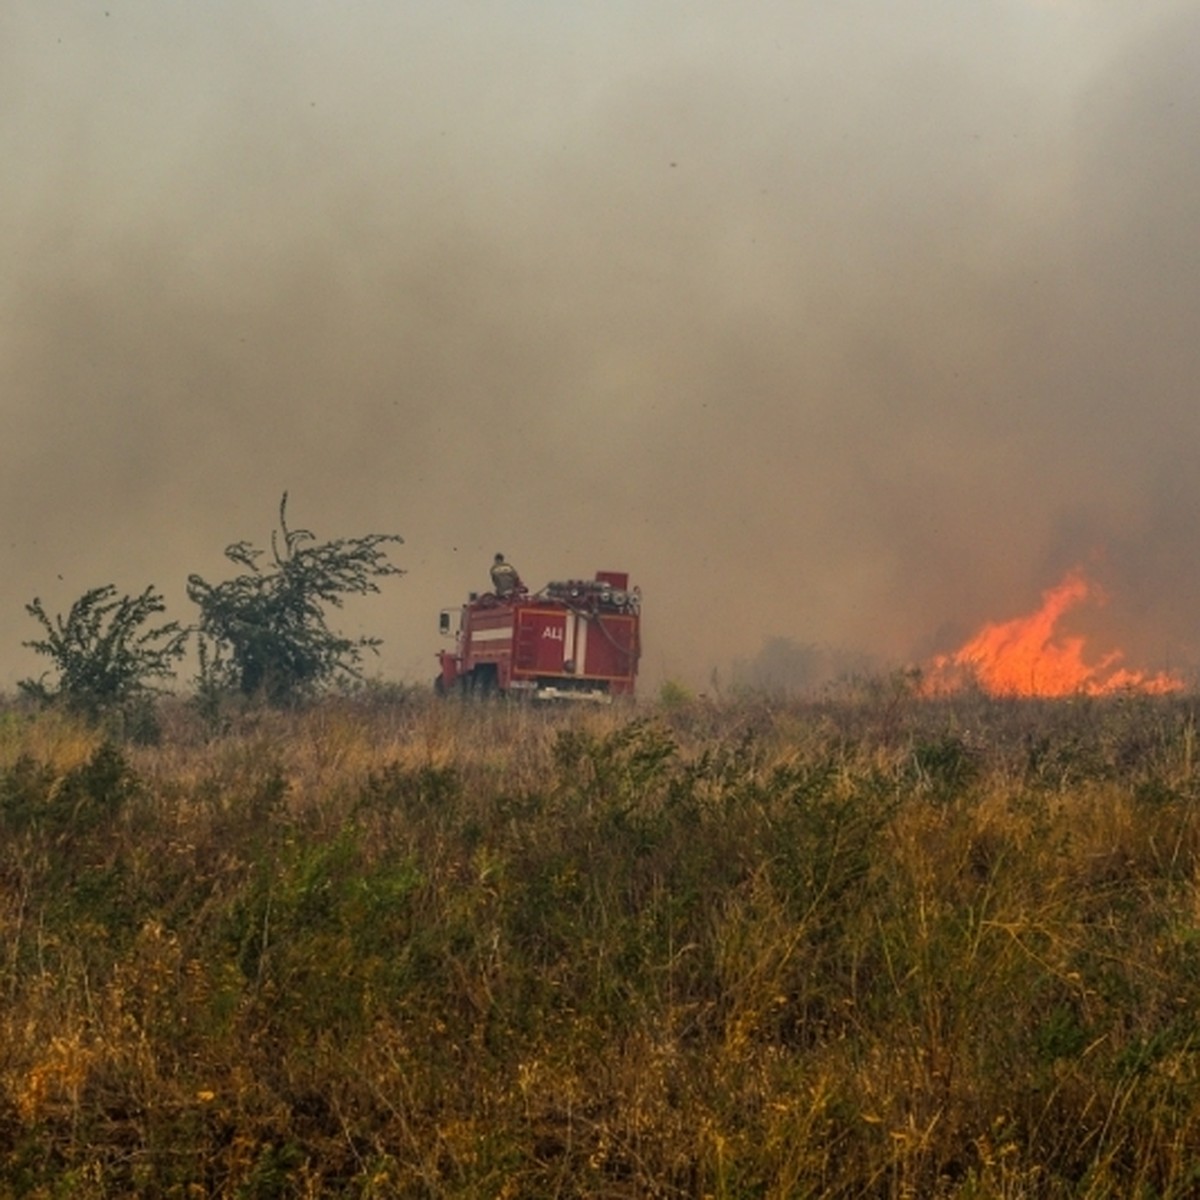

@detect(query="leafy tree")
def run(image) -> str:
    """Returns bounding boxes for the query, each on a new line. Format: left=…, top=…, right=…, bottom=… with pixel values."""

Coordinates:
left=20, top=584, right=187, bottom=720
left=186, top=493, right=404, bottom=706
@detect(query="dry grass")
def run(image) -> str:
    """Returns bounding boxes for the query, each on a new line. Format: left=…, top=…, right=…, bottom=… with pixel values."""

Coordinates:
left=2, top=685, right=1200, bottom=1196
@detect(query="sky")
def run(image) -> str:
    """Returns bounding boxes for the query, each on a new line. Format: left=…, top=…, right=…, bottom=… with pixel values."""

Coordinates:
left=3, top=0, right=1199, bottom=693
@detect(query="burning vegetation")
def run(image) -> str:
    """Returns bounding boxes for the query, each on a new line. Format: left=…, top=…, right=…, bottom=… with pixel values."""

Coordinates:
left=924, top=569, right=1184, bottom=698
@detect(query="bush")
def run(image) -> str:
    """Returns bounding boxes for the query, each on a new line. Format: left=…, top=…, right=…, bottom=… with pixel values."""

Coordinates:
left=186, top=493, right=404, bottom=707
left=20, top=585, right=186, bottom=729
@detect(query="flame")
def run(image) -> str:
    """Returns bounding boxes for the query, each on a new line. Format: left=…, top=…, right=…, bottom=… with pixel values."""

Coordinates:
left=924, top=569, right=1183, bottom=697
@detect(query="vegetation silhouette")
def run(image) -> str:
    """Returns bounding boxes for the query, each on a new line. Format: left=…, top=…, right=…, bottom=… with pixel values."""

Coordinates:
left=186, top=492, right=404, bottom=707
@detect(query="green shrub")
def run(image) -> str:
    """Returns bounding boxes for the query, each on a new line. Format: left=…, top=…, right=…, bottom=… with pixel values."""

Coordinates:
left=20, top=585, right=185, bottom=733
left=186, top=493, right=404, bottom=707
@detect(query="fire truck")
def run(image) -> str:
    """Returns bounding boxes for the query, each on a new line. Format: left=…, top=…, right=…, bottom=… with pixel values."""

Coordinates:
left=436, top=570, right=640, bottom=701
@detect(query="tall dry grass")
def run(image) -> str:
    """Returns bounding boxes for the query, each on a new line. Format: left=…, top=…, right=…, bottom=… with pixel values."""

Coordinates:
left=2, top=685, right=1200, bottom=1196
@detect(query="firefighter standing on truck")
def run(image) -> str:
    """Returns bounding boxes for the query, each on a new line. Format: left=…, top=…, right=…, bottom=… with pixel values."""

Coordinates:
left=490, top=552, right=522, bottom=598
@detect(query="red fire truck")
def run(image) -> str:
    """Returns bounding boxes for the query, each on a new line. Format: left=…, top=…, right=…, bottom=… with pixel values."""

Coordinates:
left=436, top=571, right=640, bottom=701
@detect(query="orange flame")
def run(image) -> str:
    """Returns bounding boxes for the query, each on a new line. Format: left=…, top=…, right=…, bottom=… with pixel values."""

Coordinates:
left=924, top=570, right=1183, bottom=697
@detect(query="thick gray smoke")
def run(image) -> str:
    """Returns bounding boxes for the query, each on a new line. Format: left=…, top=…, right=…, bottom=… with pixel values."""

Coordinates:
left=3, top=1, right=1197, bottom=693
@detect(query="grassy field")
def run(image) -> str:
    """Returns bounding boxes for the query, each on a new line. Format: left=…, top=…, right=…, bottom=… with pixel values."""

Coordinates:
left=3, top=684, right=1200, bottom=1197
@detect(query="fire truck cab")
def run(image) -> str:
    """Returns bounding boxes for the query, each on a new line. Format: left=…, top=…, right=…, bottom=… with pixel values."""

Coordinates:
left=437, top=570, right=640, bottom=701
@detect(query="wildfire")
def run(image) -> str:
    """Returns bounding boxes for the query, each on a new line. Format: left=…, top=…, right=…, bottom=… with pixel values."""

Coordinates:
left=924, top=569, right=1183, bottom=698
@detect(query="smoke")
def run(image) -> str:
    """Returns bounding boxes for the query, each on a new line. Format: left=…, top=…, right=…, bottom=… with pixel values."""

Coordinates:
left=2, top=0, right=1197, bottom=692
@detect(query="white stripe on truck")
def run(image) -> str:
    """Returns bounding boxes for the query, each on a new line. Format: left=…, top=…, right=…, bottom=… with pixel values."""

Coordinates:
left=470, top=627, right=512, bottom=643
